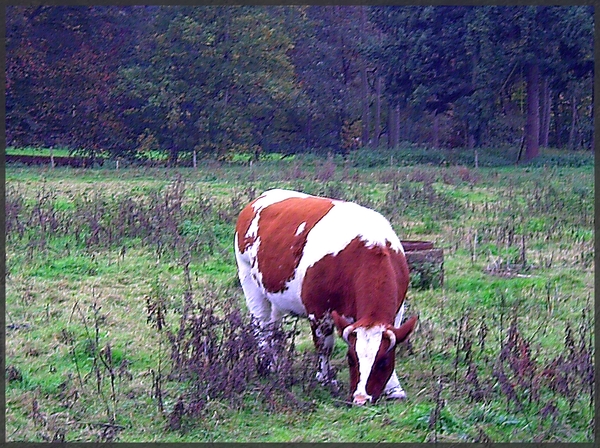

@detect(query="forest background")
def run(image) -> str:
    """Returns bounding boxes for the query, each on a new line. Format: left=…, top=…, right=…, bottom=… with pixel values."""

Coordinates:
left=5, top=5, right=594, bottom=165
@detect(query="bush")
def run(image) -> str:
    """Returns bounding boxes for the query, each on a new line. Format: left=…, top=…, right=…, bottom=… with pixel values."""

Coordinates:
left=525, top=149, right=594, bottom=168
left=345, top=146, right=591, bottom=169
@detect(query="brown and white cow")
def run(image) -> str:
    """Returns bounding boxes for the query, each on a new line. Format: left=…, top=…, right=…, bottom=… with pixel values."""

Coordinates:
left=234, top=189, right=417, bottom=405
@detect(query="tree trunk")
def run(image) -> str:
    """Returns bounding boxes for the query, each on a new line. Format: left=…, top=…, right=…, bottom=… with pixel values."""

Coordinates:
left=169, top=146, right=179, bottom=167
left=373, top=75, right=382, bottom=148
left=394, top=103, right=401, bottom=148
left=539, top=77, right=551, bottom=147
left=432, top=112, right=440, bottom=149
left=524, top=63, right=540, bottom=161
left=590, top=86, right=594, bottom=150
left=551, top=91, right=562, bottom=147
left=539, top=77, right=547, bottom=146
left=222, top=88, right=230, bottom=146
left=388, top=103, right=396, bottom=149
left=360, top=7, right=369, bottom=147
left=360, top=75, right=370, bottom=147
left=568, top=94, right=578, bottom=150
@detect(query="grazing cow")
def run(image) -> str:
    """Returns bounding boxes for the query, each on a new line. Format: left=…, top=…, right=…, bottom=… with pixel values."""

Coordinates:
left=234, top=189, right=417, bottom=405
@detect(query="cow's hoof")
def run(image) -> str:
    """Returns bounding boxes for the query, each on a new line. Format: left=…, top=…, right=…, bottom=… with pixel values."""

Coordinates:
left=316, top=372, right=341, bottom=394
left=384, top=386, right=407, bottom=400
left=316, top=370, right=336, bottom=384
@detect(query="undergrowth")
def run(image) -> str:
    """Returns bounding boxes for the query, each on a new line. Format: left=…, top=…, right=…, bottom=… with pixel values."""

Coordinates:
left=5, top=161, right=594, bottom=442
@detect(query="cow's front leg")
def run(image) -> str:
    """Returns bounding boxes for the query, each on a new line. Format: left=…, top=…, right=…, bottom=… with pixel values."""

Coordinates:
left=308, top=313, right=338, bottom=388
left=383, top=370, right=407, bottom=400
left=384, top=302, right=409, bottom=399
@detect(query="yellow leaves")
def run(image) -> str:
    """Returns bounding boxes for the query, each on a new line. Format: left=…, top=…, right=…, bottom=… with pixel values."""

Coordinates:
left=135, top=129, right=159, bottom=155
left=342, top=120, right=363, bottom=151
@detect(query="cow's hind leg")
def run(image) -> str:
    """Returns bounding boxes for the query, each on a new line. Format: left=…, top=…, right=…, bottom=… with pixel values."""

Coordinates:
left=237, top=264, right=280, bottom=373
left=250, top=310, right=285, bottom=375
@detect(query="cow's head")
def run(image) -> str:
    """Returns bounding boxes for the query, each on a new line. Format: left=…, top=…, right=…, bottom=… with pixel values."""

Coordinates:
left=332, top=311, right=417, bottom=405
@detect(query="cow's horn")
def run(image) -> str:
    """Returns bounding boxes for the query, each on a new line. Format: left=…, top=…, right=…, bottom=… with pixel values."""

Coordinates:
left=342, top=324, right=356, bottom=343
left=385, top=329, right=396, bottom=352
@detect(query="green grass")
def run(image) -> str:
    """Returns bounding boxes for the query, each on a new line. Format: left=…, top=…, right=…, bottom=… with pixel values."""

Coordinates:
left=6, top=146, right=73, bottom=157
left=5, top=158, right=594, bottom=442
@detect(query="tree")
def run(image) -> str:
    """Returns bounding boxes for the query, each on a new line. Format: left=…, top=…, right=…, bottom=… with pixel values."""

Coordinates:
left=287, top=6, right=365, bottom=152
left=552, top=6, right=594, bottom=149
left=371, top=5, right=593, bottom=154
left=371, top=6, right=478, bottom=148
left=6, top=6, right=593, bottom=160
left=488, top=6, right=593, bottom=159
left=6, top=6, right=140, bottom=160
left=120, top=6, right=300, bottom=163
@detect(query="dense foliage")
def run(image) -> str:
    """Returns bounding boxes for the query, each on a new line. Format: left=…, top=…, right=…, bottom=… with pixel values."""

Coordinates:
left=6, top=6, right=593, bottom=162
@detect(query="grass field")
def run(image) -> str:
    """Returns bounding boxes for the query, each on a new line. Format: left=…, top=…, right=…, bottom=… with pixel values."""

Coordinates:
left=5, top=156, right=594, bottom=442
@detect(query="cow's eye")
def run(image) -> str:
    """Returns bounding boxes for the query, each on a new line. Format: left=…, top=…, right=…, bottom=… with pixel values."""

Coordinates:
left=376, top=357, right=389, bottom=370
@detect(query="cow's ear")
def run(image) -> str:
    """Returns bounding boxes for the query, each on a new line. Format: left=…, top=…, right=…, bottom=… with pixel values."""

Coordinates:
left=331, top=310, right=353, bottom=336
left=392, top=315, right=418, bottom=343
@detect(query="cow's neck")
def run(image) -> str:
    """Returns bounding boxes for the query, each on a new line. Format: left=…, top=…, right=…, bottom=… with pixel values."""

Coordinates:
left=350, top=248, right=401, bottom=327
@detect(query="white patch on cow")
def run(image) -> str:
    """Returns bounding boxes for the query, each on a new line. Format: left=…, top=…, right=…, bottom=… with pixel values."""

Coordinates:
left=265, top=275, right=307, bottom=316
left=352, top=325, right=385, bottom=403
left=236, top=233, right=270, bottom=322
left=252, top=189, right=310, bottom=214
left=295, top=221, right=307, bottom=236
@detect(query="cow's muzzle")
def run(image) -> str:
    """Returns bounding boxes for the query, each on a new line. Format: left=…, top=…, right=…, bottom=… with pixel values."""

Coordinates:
left=352, top=392, right=373, bottom=405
